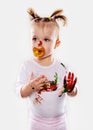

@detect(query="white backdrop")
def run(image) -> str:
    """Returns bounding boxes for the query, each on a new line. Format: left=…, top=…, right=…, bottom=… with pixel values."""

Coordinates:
left=0, top=0, right=93, bottom=130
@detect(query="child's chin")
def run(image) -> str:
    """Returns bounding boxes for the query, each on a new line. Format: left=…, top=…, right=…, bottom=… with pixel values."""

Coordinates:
left=39, top=54, right=51, bottom=59
left=37, top=55, right=46, bottom=59
left=33, top=55, right=45, bottom=60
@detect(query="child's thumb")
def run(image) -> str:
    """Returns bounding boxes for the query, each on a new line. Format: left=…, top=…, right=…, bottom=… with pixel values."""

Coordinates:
left=58, top=86, right=65, bottom=97
left=30, top=72, right=34, bottom=80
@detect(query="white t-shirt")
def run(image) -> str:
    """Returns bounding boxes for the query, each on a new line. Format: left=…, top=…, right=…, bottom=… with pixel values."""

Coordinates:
left=16, top=58, right=68, bottom=118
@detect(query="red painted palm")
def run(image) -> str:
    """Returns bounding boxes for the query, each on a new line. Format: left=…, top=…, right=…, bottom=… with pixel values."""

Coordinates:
left=63, top=72, right=77, bottom=93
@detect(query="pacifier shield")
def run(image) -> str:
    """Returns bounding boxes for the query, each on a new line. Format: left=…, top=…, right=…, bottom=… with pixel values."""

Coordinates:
left=33, top=47, right=45, bottom=57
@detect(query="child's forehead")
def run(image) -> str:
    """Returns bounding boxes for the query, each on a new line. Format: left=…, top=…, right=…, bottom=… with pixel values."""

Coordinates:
left=31, top=22, right=58, bottom=35
left=32, top=21, right=57, bottom=27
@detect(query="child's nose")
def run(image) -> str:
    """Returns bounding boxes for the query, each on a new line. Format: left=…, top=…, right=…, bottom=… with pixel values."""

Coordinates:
left=38, top=41, right=42, bottom=46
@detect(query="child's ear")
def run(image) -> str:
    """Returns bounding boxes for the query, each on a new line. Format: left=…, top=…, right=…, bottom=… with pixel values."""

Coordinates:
left=54, top=40, right=61, bottom=49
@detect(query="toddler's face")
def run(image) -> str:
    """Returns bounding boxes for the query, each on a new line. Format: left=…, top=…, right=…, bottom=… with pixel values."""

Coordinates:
left=30, top=22, right=59, bottom=59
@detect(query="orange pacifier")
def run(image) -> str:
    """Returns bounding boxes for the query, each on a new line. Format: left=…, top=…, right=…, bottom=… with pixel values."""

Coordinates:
left=33, top=47, right=45, bottom=57
left=33, top=41, right=45, bottom=58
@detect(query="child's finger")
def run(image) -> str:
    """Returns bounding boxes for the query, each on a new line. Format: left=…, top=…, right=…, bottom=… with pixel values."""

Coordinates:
left=36, top=75, right=47, bottom=82
left=38, top=78, right=48, bottom=85
left=58, top=87, right=65, bottom=97
left=30, top=72, right=34, bottom=80
left=58, top=91, right=63, bottom=97
left=63, top=76, right=67, bottom=88
left=64, top=76, right=66, bottom=83
left=71, top=73, right=74, bottom=80
left=73, top=77, right=77, bottom=87
left=36, top=83, right=47, bottom=91
left=68, top=72, right=71, bottom=79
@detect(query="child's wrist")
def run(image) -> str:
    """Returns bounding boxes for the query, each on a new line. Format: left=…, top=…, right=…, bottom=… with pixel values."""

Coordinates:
left=29, top=82, right=36, bottom=92
left=67, top=87, right=77, bottom=96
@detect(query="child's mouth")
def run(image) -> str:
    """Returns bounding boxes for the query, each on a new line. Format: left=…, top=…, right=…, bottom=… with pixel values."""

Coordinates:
left=33, top=47, right=45, bottom=57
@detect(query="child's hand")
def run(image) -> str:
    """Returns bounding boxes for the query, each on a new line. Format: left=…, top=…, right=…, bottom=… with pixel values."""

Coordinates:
left=30, top=73, right=48, bottom=91
left=58, top=72, right=77, bottom=97
left=63, top=72, right=77, bottom=93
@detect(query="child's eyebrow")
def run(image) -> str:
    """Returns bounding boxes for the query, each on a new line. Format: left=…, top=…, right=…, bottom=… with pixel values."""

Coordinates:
left=32, top=35, right=37, bottom=37
left=43, top=35, right=50, bottom=38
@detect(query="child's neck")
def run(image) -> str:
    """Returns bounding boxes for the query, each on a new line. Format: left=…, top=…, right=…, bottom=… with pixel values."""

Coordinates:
left=34, top=54, right=54, bottom=66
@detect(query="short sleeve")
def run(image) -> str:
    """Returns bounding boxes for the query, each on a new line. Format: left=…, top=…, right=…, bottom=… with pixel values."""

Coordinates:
left=15, top=62, right=29, bottom=98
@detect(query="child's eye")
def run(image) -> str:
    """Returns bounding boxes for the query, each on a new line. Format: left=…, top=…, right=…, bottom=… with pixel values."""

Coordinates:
left=32, top=37, right=37, bottom=41
left=44, top=38, right=50, bottom=42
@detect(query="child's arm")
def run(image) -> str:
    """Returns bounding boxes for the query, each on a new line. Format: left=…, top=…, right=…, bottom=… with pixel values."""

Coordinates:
left=20, top=74, right=48, bottom=98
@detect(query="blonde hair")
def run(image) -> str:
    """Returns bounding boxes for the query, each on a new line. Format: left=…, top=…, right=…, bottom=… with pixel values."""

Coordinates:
left=27, top=8, right=67, bottom=26
left=27, top=8, right=67, bottom=40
